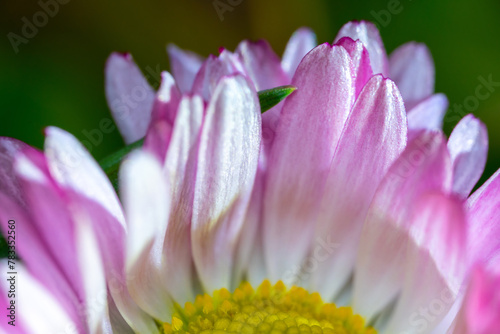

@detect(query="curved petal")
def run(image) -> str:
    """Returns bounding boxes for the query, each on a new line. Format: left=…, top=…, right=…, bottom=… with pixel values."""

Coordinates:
left=13, top=150, right=85, bottom=301
left=191, top=75, right=261, bottom=292
left=282, top=27, right=317, bottom=80
left=451, top=267, right=500, bottom=334
left=44, top=127, right=125, bottom=229
left=167, top=44, right=204, bottom=93
left=105, top=53, right=155, bottom=144
left=263, top=43, right=355, bottom=283
left=75, top=217, right=111, bottom=334
left=386, top=193, right=467, bottom=334
left=311, top=75, right=407, bottom=301
left=448, top=115, right=488, bottom=198
left=389, top=42, right=435, bottom=108
left=353, top=131, right=453, bottom=320
left=160, top=95, right=204, bottom=304
left=336, top=37, right=373, bottom=98
left=334, top=20, right=389, bottom=77
left=466, top=168, right=500, bottom=274
left=11, top=265, right=81, bottom=334
left=120, top=150, right=172, bottom=321
left=236, top=40, right=289, bottom=90
left=0, top=193, right=81, bottom=330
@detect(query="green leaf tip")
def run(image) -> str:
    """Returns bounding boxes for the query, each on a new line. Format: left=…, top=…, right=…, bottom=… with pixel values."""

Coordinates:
left=258, top=85, right=297, bottom=113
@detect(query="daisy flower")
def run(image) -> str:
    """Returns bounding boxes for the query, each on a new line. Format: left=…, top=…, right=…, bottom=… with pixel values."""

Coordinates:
left=1, top=20, right=499, bottom=334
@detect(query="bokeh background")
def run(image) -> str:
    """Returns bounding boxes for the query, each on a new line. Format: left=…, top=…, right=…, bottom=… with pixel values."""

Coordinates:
left=1, top=0, right=500, bottom=185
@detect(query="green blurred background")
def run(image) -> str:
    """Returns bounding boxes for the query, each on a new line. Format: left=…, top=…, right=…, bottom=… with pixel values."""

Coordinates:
left=1, top=0, right=499, bottom=184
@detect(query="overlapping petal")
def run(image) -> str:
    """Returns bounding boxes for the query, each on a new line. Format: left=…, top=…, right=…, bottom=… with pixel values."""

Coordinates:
left=311, top=75, right=407, bottom=301
left=263, top=43, right=355, bottom=283
left=353, top=131, right=453, bottom=320
left=335, top=20, right=389, bottom=77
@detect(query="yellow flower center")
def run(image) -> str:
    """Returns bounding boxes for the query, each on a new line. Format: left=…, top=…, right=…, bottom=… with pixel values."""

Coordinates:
left=163, top=280, right=377, bottom=334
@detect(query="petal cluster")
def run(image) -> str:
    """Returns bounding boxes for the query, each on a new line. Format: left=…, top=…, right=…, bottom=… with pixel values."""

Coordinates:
left=0, top=20, right=498, bottom=334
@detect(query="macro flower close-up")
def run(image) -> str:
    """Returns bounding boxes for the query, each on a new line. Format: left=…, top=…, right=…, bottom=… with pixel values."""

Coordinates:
left=1, top=1, right=500, bottom=334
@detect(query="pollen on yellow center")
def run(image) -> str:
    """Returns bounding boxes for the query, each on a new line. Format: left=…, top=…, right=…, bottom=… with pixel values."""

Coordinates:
left=162, top=280, right=377, bottom=334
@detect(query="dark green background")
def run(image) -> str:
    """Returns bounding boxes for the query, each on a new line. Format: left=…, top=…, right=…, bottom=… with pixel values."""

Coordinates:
left=1, top=0, right=499, bottom=185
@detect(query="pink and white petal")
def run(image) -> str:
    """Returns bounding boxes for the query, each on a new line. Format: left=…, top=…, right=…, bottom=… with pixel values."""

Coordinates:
left=451, top=267, right=500, bottom=334
left=120, top=150, right=173, bottom=321
left=334, top=20, right=389, bottom=77
left=311, top=75, right=407, bottom=301
left=44, top=127, right=126, bottom=229
left=282, top=27, right=317, bottom=79
left=389, top=42, right=435, bottom=108
left=192, top=50, right=247, bottom=101
left=192, top=75, right=261, bottom=292
left=236, top=40, right=289, bottom=90
left=7, top=264, right=83, bottom=334
left=160, top=95, right=204, bottom=303
left=263, top=44, right=355, bottom=283
left=353, top=131, right=453, bottom=320
left=75, top=216, right=111, bottom=334
left=385, top=193, right=467, bottom=334
left=0, top=194, right=82, bottom=330
left=14, top=151, right=85, bottom=301
left=407, top=93, right=448, bottom=139
left=336, top=37, right=373, bottom=98
left=105, top=53, right=155, bottom=143
left=466, top=168, right=500, bottom=273
left=448, top=115, right=488, bottom=198
left=150, top=71, right=181, bottom=126
left=167, top=44, right=204, bottom=93
left=0, top=137, right=30, bottom=207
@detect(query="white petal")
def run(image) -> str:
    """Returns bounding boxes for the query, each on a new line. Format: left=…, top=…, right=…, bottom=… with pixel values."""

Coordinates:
left=192, top=75, right=261, bottom=292
left=120, top=150, right=172, bottom=320
left=75, top=215, right=111, bottom=334
left=44, top=127, right=126, bottom=229
left=448, top=115, right=488, bottom=198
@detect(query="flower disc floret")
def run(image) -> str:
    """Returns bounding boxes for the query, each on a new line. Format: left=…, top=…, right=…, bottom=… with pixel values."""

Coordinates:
left=163, top=280, right=376, bottom=334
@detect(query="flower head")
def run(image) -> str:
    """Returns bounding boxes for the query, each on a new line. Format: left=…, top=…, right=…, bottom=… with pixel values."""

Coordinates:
left=1, top=20, right=499, bottom=334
